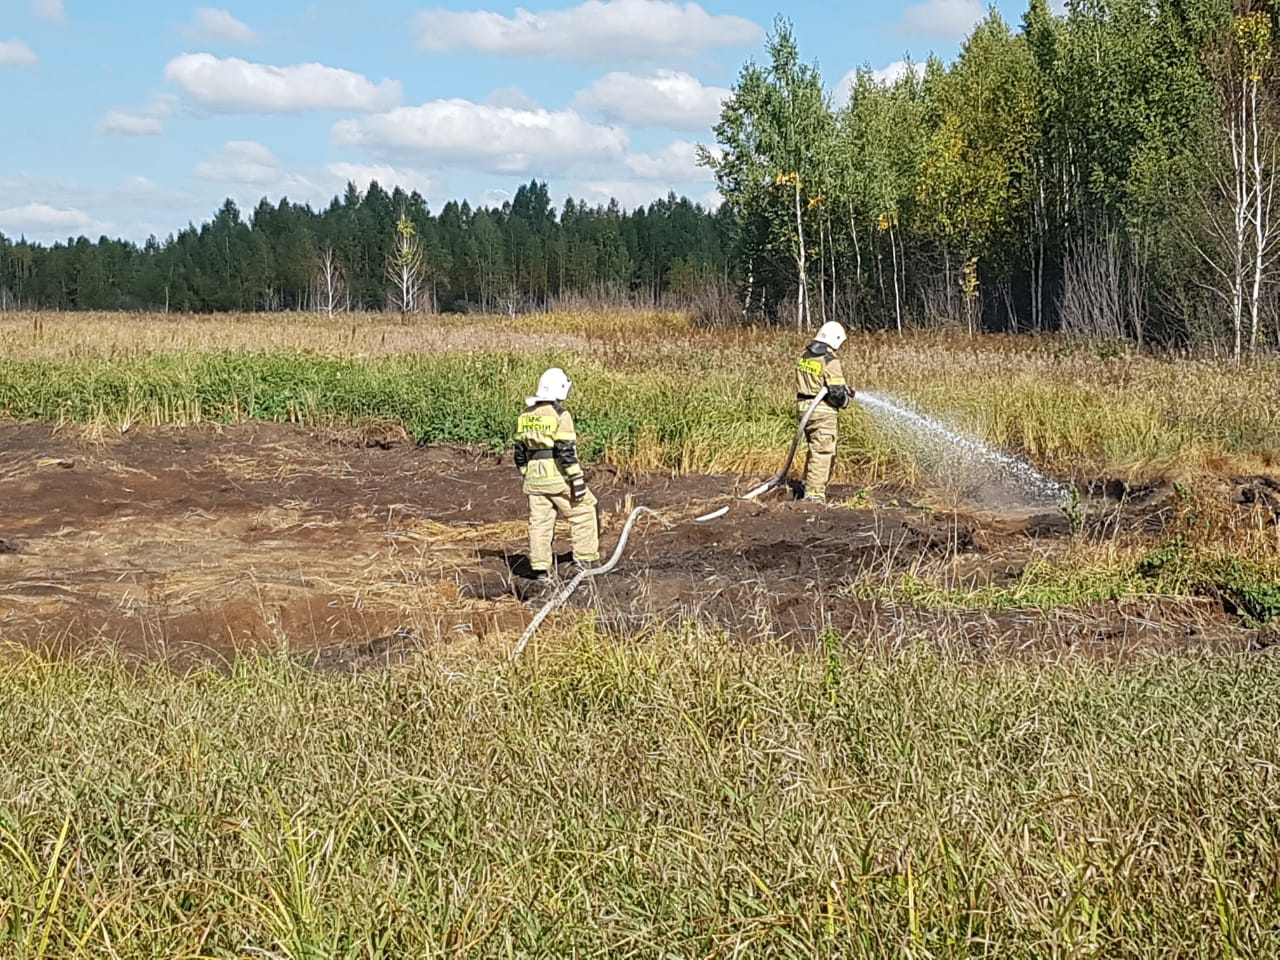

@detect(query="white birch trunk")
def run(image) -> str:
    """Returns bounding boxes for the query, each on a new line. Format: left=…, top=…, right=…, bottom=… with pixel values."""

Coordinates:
left=793, top=178, right=808, bottom=330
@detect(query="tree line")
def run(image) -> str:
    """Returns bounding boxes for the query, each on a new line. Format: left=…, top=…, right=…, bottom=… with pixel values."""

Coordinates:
left=706, top=0, right=1280, bottom=358
left=0, top=181, right=730, bottom=315
left=8, top=0, right=1279, bottom=358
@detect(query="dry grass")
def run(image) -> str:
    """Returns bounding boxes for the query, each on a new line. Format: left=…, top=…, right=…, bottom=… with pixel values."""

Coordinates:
left=1, top=634, right=1279, bottom=957
left=0, top=309, right=676, bottom=360
left=849, top=474, right=1280, bottom=620
left=3, top=311, right=1277, bottom=488
left=2, top=313, right=1278, bottom=956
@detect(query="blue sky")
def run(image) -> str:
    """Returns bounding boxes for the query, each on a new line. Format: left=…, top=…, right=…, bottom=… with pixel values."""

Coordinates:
left=1, top=0, right=1036, bottom=244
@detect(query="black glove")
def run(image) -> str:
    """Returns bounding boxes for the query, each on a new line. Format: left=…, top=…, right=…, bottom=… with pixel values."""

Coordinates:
left=570, top=475, right=588, bottom=501
left=826, top=385, right=851, bottom=410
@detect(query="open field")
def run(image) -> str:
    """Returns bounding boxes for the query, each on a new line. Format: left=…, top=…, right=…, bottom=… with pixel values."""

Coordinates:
left=0, top=421, right=1276, bottom=669
left=2, top=636, right=1280, bottom=958
left=1, top=310, right=1279, bottom=956
left=3, top=310, right=1279, bottom=481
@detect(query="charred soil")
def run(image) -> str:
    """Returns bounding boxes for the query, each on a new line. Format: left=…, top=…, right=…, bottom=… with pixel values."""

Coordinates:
left=0, top=422, right=1270, bottom=667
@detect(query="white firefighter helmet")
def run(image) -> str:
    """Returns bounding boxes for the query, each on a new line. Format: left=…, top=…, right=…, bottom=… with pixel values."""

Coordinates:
left=527, top=367, right=573, bottom=406
left=815, top=320, right=847, bottom=351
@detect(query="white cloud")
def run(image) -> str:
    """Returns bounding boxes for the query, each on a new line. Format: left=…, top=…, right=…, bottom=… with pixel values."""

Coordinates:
left=192, top=144, right=434, bottom=206
left=833, top=70, right=857, bottom=105
left=98, top=112, right=164, bottom=136
left=833, top=61, right=927, bottom=103
left=0, top=175, right=202, bottom=242
left=481, top=187, right=513, bottom=208
left=114, top=176, right=198, bottom=208
left=570, top=179, right=718, bottom=211
left=414, top=0, right=762, bottom=65
left=0, top=202, right=109, bottom=239
left=898, top=0, right=983, bottom=41
left=624, top=140, right=712, bottom=182
left=181, top=8, right=261, bottom=45
left=332, top=100, right=628, bottom=174
left=325, top=162, right=436, bottom=198
left=97, top=94, right=179, bottom=137
left=0, top=40, right=38, bottom=67
left=872, top=60, right=926, bottom=86
left=195, top=140, right=285, bottom=184
left=574, top=70, right=727, bottom=132
left=192, top=142, right=332, bottom=213
left=32, top=0, right=66, bottom=25
left=486, top=87, right=540, bottom=111
left=0, top=173, right=194, bottom=211
left=164, top=53, right=401, bottom=114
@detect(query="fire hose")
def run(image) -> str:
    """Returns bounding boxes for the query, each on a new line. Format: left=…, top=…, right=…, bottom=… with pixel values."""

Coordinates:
left=692, top=387, right=828, bottom=521
left=509, top=388, right=829, bottom=659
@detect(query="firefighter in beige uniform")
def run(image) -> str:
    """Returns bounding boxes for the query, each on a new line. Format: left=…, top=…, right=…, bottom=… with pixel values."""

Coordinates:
left=795, top=321, right=853, bottom=503
left=512, top=368, right=600, bottom=576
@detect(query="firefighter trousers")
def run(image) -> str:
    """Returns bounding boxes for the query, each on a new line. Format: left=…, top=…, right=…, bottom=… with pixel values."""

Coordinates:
left=527, top=488, right=599, bottom=572
left=801, top=404, right=838, bottom=501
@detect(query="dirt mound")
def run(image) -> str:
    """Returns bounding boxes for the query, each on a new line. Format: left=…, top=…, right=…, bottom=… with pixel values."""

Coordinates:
left=0, top=422, right=1269, bottom=666
left=1229, top=475, right=1280, bottom=520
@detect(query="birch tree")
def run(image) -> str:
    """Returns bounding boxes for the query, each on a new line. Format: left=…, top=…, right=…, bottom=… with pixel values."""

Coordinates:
left=1235, top=9, right=1277, bottom=357
left=1192, top=3, right=1280, bottom=361
left=702, top=17, right=832, bottom=327
left=918, top=13, right=1039, bottom=332
left=313, top=246, right=346, bottom=316
left=386, top=211, right=425, bottom=318
left=838, top=70, right=922, bottom=333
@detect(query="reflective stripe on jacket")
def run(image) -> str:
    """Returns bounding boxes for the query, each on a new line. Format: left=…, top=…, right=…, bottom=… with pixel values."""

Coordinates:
left=796, top=341, right=847, bottom=405
left=516, top=401, right=581, bottom=493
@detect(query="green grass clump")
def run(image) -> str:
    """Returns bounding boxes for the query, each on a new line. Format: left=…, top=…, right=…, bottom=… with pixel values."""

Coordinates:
left=1221, top=565, right=1280, bottom=622
left=0, top=352, right=548, bottom=447
left=1139, top=545, right=1280, bottom=624
left=4, top=314, right=1280, bottom=483
left=858, top=548, right=1280, bottom=619
left=1, top=635, right=1278, bottom=957
left=0, top=352, right=795, bottom=469
left=869, top=557, right=1152, bottom=611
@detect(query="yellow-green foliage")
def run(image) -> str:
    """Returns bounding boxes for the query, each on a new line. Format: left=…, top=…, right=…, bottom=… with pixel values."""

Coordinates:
left=1, top=635, right=1279, bottom=957
left=1, top=313, right=1278, bottom=958
left=1, top=311, right=1277, bottom=484
left=852, top=477, right=1280, bottom=615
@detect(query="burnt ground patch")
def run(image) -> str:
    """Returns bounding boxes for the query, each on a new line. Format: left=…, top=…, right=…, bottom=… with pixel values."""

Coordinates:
left=0, top=421, right=1268, bottom=666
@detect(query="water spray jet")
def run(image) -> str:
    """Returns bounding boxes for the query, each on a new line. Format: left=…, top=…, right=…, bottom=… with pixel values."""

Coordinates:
left=855, top=391, right=1069, bottom=507
left=512, top=388, right=1070, bottom=657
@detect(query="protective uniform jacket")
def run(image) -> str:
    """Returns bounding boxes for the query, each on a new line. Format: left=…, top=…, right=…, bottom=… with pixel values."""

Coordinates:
left=512, top=401, right=585, bottom=496
left=796, top=341, right=851, bottom=409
